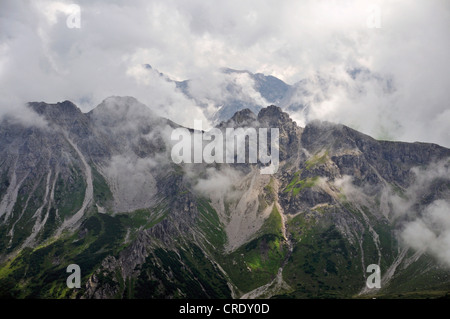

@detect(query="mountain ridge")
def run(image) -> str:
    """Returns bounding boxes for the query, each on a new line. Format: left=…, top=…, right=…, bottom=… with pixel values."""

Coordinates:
left=0, top=96, right=449, bottom=299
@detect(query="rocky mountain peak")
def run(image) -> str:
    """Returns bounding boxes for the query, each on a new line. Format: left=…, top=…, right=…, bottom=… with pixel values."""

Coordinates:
left=301, top=120, right=382, bottom=155
left=2, top=95, right=450, bottom=300
left=94, top=96, right=147, bottom=112
left=88, top=96, right=156, bottom=126
left=28, top=100, right=81, bottom=118
left=257, top=105, right=291, bottom=125
left=256, top=104, right=300, bottom=137
left=27, top=100, right=85, bottom=130
left=229, top=108, right=257, bottom=124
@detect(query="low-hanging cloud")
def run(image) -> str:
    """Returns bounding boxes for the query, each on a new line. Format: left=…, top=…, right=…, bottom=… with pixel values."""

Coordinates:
left=386, top=160, right=450, bottom=220
left=395, top=160, right=450, bottom=267
left=191, top=166, right=243, bottom=201
left=0, top=100, right=49, bottom=129
left=103, top=154, right=158, bottom=213
left=334, top=159, right=450, bottom=267
left=401, top=200, right=450, bottom=267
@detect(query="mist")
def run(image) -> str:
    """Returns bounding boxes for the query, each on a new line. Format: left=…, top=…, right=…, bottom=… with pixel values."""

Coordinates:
left=334, top=159, right=450, bottom=267
left=1, top=0, right=449, bottom=147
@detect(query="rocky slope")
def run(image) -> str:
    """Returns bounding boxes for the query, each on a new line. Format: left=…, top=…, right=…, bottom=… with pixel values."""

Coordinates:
left=0, top=97, right=449, bottom=299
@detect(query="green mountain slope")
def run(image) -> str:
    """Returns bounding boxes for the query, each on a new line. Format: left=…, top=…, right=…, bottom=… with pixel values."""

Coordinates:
left=0, top=98, right=449, bottom=299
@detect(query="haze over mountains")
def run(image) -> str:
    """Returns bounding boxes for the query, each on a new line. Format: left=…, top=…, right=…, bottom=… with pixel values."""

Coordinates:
left=2, top=0, right=449, bottom=170
left=143, top=64, right=395, bottom=133
left=1, top=0, right=450, bottom=301
left=0, top=96, right=449, bottom=299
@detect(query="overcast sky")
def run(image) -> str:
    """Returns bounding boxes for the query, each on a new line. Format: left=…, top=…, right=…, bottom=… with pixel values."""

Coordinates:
left=0, top=0, right=449, bottom=147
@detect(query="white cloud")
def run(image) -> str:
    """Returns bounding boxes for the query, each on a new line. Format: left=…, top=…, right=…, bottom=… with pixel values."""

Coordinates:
left=401, top=200, right=450, bottom=267
left=192, top=166, right=243, bottom=201
left=0, top=0, right=449, bottom=147
left=334, top=161, right=450, bottom=266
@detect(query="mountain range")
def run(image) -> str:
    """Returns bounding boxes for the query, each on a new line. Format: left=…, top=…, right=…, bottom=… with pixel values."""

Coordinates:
left=145, top=64, right=393, bottom=132
left=0, top=96, right=449, bottom=299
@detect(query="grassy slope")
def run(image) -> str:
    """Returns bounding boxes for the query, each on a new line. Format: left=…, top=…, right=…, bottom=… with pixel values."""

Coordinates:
left=218, top=204, right=287, bottom=294
left=1, top=164, right=449, bottom=299
left=0, top=213, right=125, bottom=298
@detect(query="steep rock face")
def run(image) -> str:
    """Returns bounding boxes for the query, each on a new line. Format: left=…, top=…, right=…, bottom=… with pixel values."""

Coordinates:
left=228, top=108, right=258, bottom=126
left=0, top=111, right=93, bottom=254
left=0, top=97, right=449, bottom=299
left=258, top=105, right=303, bottom=163
left=301, top=121, right=449, bottom=188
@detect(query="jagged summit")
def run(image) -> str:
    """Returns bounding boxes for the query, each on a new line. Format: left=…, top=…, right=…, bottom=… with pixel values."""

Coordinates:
left=27, top=97, right=153, bottom=123
left=257, top=105, right=286, bottom=120
left=229, top=108, right=257, bottom=124
left=26, top=100, right=86, bottom=131
left=28, top=100, right=82, bottom=117
left=2, top=95, right=450, bottom=299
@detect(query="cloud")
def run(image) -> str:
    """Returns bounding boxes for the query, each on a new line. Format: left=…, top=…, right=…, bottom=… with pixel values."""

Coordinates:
left=191, top=166, right=243, bottom=201
left=334, top=175, right=368, bottom=201
left=401, top=200, right=450, bottom=267
left=0, top=100, right=49, bottom=129
left=333, top=159, right=450, bottom=266
left=369, top=159, right=450, bottom=266
left=0, top=0, right=208, bottom=128
left=386, top=160, right=450, bottom=220
left=184, top=70, right=270, bottom=123
left=334, top=160, right=450, bottom=267
left=1, top=0, right=449, bottom=147
left=103, top=154, right=158, bottom=213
